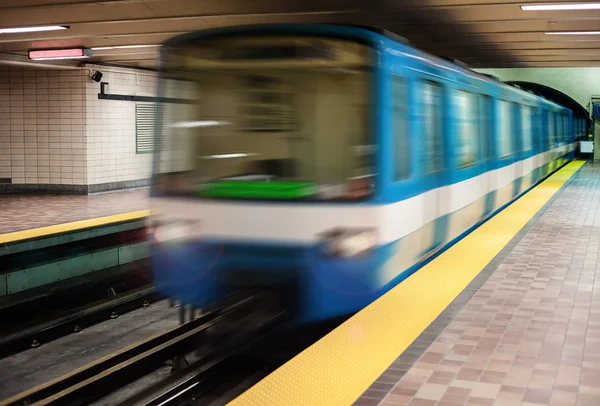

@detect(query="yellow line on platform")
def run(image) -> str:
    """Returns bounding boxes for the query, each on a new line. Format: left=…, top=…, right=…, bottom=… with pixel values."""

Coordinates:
left=229, top=161, right=586, bottom=406
left=0, top=210, right=150, bottom=244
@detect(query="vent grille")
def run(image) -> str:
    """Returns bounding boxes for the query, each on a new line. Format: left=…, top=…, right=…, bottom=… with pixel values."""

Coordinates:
left=136, top=103, right=156, bottom=153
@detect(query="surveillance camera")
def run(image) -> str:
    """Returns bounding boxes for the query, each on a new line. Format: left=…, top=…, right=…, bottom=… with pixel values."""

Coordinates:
left=91, top=71, right=103, bottom=83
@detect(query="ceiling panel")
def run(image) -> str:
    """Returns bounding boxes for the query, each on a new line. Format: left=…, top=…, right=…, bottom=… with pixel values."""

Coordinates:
left=1, top=0, right=600, bottom=68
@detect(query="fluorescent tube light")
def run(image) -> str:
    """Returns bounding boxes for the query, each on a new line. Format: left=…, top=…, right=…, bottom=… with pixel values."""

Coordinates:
left=29, top=48, right=91, bottom=60
left=521, top=3, right=600, bottom=10
left=198, top=153, right=255, bottom=159
left=171, top=121, right=230, bottom=128
left=91, top=44, right=161, bottom=51
left=545, top=31, right=600, bottom=35
left=0, top=25, right=68, bottom=34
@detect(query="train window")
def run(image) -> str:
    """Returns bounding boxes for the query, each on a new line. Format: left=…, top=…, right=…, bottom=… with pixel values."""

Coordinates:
left=392, top=76, right=411, bottom=181
left=239, top=74, right=294, bottom=132
left=560, top=114, right=564, bottom=143
left=498, top=100, right=513, bottom=158
left=421, top=81, right=444, bottom=174
left=480, top=95, right=492, bottom=161
left=547, top=111, right=555, bottom=147
left=557, top=114, right=563, bottom=143
left=521, top=105, right=533, bottom=152
left=455, top=90, right=478, bottom=168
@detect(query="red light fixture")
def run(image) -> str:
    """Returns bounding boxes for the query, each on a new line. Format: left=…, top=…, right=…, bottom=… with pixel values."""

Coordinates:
left=28, top=47, right=92, bottom=61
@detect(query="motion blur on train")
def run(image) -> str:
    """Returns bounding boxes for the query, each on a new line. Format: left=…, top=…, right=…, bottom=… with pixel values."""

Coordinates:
left=147, top=24, right=585, bottom=327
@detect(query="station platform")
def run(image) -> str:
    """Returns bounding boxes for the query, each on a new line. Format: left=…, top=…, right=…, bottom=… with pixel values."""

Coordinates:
left=0, top=188, right=149, bottom=245
left=231, top=160, right=598, bottom=406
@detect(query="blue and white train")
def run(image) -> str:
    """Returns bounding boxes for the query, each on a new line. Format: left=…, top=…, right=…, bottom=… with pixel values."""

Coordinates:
left=148, top=24, right=578, bottom=325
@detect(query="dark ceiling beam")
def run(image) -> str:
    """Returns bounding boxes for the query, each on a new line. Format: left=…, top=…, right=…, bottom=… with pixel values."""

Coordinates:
left=0, top=0, right=364, bottom=27
left=472, top=61, right=600, bottom=68
left=381, top=0, right=588, bottom=8
left=0, top=12, right=364, bottom=45
left=392, top=19, right=600, bottom=34
left=381, top=4, right=599, bottom=23
left=0, top=0, right=160, bottom=8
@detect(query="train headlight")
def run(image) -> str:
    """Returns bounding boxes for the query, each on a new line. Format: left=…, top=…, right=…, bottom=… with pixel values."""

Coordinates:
left=320, top=228, right=377, bottom=258
left=147, top=218, right=200, bottom=244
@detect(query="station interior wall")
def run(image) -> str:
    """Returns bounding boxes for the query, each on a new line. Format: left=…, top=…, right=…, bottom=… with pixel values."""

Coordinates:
left=0, top=64, right=157, bottom=193
left=0, top=68, right=86, bottom=189
left=476, top=67, right=600, bottom=115
left=85, top=64, right=155, bottom=189
left=477, top=67, right=600, bottom=159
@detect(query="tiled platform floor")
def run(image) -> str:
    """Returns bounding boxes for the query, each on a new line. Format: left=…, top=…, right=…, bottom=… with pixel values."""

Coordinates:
left=0, top=188, right=149, bottom=234
left=356, top=162, right=600, bottom=406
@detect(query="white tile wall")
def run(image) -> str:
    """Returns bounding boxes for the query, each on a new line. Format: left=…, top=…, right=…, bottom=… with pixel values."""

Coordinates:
left=85, top=64, right=156, bottom=185
left=0, top=67, right=87, bottom=185
left=0, top=64, right=162, bottom=187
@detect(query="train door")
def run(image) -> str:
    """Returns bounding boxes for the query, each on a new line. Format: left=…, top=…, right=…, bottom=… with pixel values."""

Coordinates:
left=513, top=103, right=524, bottom=197
left=493, top=100, right=516, bottom=210
left=519, top=105, right=535, bottom=191
left=447, top=89, right=484, bottom=242
left=480, top=94, right=495, bottom=218
left=418, top=80, right=448, bottom=258
left=547, top=110, right=556, bottom=173
left=532, top=105, right=544, bottom=184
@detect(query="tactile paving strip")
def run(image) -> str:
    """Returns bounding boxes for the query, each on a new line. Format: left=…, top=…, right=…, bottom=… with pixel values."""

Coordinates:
left=0, top=210, right=150, bottom=245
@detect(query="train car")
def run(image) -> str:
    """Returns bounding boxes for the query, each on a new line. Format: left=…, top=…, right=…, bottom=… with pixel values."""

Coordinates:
left=148, top=24, right=576, bottom=326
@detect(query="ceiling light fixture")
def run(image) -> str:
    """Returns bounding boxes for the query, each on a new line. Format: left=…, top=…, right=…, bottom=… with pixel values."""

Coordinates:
left=521, top=3, right=600, bottom=10
left=545, top=31, right=600, bottom=35
left=29, top=48, right=91, bottom=61
left=91, top=44, right=161, bottom=51
left=0, top=25, right=68, bottom=34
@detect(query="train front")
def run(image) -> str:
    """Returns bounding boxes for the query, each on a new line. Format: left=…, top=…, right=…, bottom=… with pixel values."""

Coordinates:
left=149, top=28, right=382, bottom=325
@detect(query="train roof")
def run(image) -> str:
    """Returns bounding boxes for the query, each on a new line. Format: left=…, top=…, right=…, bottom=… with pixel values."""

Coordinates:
left=161, top=23, right=570, bottom=112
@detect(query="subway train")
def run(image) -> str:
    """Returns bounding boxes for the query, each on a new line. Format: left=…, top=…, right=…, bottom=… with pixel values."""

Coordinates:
left=148, top=24, right=581, bottom=326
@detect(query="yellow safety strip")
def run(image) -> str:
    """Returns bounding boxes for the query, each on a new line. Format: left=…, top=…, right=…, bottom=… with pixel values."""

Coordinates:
left=0, top=210, right=150, bottom=245
left=229, top=161, right=585, bottom=406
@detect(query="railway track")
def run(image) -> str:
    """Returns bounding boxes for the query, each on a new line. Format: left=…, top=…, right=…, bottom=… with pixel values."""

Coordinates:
left=0, top=283, right=161, bottom=359
left=0, top=293, right=286, bottom=406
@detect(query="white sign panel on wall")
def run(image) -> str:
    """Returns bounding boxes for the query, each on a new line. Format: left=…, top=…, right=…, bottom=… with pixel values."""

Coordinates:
left=580, top=141, right=594, bottom=153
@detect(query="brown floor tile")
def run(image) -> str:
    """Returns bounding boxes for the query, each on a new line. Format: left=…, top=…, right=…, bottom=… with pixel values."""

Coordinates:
left=408, top=399, right=437, bottom=406
left=528, top=374, right=554, bottom=390
left=479, top=370, right=505, bottom=383
left=381, top=394, right=413, bottom=405
left=549, top=390, right=577, bottom=406
left=523, top=388, right=552, bottom=404
left=426, top=371, right=455, bottom=385
left=469, top=382, right=500, bottom=399
left=414, top=383, right=447, bottom=401
left=455, top=368, right=483, bottom=381
left=465, top=396, right=494, bottom=405
left=577, top=393, right=600, bottom=406
left=0, top=189, right=148, bottom=234
left=440, top=386, right=472, bottom=403
left=353, top=398, right=381, bottom=406
left=390, top=387, right=417, bottom=397
left=497, top=389, right=525, bottom=404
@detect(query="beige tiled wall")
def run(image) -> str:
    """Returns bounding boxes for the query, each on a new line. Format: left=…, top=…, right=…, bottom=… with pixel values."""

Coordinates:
left=0, top=67, right=87, bottom=185
left=0, top=64, right=160, bottom=189
left=85, top=65, right=156, bottom=186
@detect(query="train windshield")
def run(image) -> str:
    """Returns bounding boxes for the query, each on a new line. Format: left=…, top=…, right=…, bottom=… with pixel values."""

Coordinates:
left=153, top=35, right=375, bottom=201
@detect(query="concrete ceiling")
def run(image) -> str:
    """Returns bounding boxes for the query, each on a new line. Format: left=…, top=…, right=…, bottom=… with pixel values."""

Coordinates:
left=1, top=0, right=600, bottom=70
